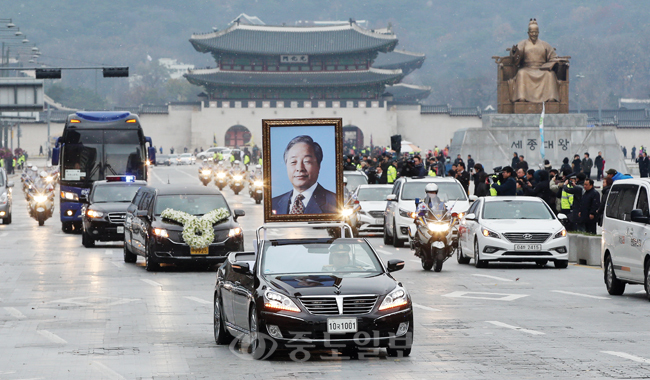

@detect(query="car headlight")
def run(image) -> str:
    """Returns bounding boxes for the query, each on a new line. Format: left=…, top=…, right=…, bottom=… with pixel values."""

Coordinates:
left=86, top=209, right=104, bottom=218
left=427, top=222, right=450, bottom=232
left=233, top=175, right=243, bottom=181
left=341, top=208, right=354, bottom=217
left=228, top=227, right=242, bottom=237
left=153, top=228, right=168, bottom=238
left=217, top=172, right=226, bottom=178
left=399, top=208, right=416, bottom=219
left=554, top=229, right=567, bottom=239
left=481, top=228, right=500, bottom=239
left=254, top=180, right=263, bottom=187
left=379, top=286, right=409, bottom=311
left=61, top=191, right=79, bottom=201
left=201, top=170, right=211, bottom=175
left=264, top=290, right=300, bottom=312
left=33, top=195, right=48, bottom=203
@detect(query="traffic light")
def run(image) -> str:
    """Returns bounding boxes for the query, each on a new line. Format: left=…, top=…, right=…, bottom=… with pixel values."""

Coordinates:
left=391, top=135, right=402, bottom=155
left=102, top=67, right=129, bottom=78
left=35, top=68, right=61, bottom=79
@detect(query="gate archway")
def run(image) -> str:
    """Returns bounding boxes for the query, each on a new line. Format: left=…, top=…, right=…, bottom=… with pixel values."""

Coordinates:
left=224, top=125, right=251, bottom=147
left=342, top=125, right=364, bottom=149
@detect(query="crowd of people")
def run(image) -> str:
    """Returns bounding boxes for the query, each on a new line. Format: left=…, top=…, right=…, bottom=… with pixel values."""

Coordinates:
left=0, top=148, right=28, bottom=175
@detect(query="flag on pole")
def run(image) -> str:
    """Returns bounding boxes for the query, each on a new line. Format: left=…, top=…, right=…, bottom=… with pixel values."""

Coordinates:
left=539, top=103, right=546, bottom=163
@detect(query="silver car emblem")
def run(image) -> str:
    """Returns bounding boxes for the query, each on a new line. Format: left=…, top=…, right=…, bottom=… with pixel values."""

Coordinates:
left=523, top=234, right=533, bottom=240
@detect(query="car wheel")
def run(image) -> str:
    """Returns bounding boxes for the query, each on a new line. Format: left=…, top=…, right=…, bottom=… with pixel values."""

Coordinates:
left=214, top=295, right=233, bottom=345
left=383, top=219, right=393, bottom=245
left=145, top=241, right=160, bottom=272
left=553, top=260, right=568, bottom=269
left=386, top=347, right=412, bottom=357
left=249, top=305, right=275, bottom=360
left=62, top=221, right=73, bottom=233
left=123, top=243, right=137, bottom=263
left=604, top=255, right=625, bottom=295
left=3, top=212, right=11, bottom=224
left=474, top=239, right=487, bottom=268
left=82, top=231, right=95, bottom=248
left=457, top=245, right=471, bottom=264
left=393, top=222, right=404, bottom=248
left=643, top=260, right=650, bottom=301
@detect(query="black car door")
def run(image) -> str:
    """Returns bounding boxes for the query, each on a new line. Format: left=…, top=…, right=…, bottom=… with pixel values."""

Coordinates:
left=125, top=190, right=144, bottom=252
left=138, top=192, right=154, bottom=252
left=219, top=255, right=237, bottom=327
left=232, top=254, right=256, bottom=329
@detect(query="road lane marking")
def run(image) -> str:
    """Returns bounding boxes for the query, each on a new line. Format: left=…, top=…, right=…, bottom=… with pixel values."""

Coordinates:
left=140, top=279, right=163, bottom=288
left=112, top=262, right=124, bottom=268
left=105, top=249, right=114, bottom=255
left=443, top=291, right=529, bottom=302
left=472, top=274, right=513, bottom=282
left=184, top=296, right=211, bottom=305
left=4, top=307, right=25, bottom=319
left=602, top=351, right=650, bottom=364
left=486, top=321, right=545, bottom=335
left=92, top=361, right=127, bottom=380
left=149, top=169, right=165, bottom=185
left=175, top=168, right=197, bottom=180
left=37, top=330, right=67, bottom=344
left=551, top=290, right=610, bottom=300
left=375, top=249, right=393, bottom=256
left=413, top=303, right=441, bottom=312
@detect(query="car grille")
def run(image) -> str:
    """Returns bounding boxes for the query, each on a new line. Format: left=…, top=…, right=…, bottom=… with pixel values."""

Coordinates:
left=368, top=211, right=384, bottom=219
left=168, top=229, right=229, bottom=244
left=299, top=295, right=379, bottom=315
left=107, top=212, right=126, bottom=225
left=503, top=232, right=551, bottom=243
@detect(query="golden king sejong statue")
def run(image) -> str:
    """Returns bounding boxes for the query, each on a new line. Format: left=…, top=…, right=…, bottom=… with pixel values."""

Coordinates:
left=494, top=19, right=570, bottom=114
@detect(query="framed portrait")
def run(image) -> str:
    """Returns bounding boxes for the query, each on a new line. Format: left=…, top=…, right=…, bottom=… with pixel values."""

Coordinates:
left=262, top=118, right=344, bottom=223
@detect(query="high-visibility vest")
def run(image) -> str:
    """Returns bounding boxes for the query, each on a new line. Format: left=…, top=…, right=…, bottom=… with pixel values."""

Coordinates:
left=244, top=155, right=250, bottom=165
left=428, top=169, right=437, bottom=177
left=229, top=155, right=235, bottom=163
left=356, top=164, right=362, bottom=170
left=387, top=166, right=397, bottom=184
left=561, top=184, right=574, bottom=210
left=258, top=158, right=263, bottom=165
left=490, top=180, right=500, bottom=196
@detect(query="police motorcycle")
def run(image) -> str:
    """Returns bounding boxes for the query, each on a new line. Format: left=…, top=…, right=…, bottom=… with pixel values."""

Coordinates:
left=22, top=166, right=40, bottom=200
left=214, top=162, right=229, bottom=190
left=198, top=159, right=213, bottom=186
left=229, top=160, right=245, bottom=195
left=248, top=165, right=264, bottom=204
left=27, top=171, right=55, bottom=226
left=408, top=183, right=459, bottom=272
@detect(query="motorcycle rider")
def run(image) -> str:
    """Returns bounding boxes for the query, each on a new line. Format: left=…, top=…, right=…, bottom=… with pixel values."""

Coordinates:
left=417, top=183, right=447, bottom=218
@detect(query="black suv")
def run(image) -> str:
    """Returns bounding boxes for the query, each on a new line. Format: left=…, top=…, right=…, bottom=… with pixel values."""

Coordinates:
left=124, top=185, right=245, bottom=271
left=81, top=177, right=147, bottom=247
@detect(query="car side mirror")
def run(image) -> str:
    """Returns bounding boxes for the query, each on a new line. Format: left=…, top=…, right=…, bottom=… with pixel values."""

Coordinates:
left=387, top=194, right=397, bottom=202
left=631, top=209, right=649, bottom=224
left=465, top=213, right=476, bottom=221
left=136, top=210, right=148, bottom=218
left=232, top=261, right=251, bottom=275
left=6, top=181, right=13, bottom=188
left=386, top=259, right=405, bottom=273
left=234, top=209, right=245, bottom=221
left=469, top=195, right=478, bottom=202
left=557, top=213, right=568, bottom=221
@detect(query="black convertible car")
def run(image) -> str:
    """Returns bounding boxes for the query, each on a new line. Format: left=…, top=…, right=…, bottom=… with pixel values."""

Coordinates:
left=213, top=223, right=413, bottom=359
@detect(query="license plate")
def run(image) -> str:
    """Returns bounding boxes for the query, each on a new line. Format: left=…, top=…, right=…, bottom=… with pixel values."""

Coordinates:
left=117, top=226, right=124, bottom=233
left=514, top=244, right=542, bottom=251
left=190, top=246, right=209, bottom=255
left=327, top=318, right=357, bottom=334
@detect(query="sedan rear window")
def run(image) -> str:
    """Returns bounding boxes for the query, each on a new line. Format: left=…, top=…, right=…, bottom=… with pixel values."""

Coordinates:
left=401, top=182, right=467, bottom=201
left=482, top=200, right=553, bottom=220
left=261, top=239, right=382, bottom=275
left=356, top=187, right=392, bottom=202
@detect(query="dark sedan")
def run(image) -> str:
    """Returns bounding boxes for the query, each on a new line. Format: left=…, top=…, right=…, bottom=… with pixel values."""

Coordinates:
left=124, top=185, right=244, bottom=271
left=213, top=225, right=412, bottom=360
left=81, top=178, right=147, bottom=247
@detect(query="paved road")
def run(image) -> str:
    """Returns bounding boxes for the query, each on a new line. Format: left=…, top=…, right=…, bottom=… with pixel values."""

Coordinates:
left=1, top=165, right=650, bottom=379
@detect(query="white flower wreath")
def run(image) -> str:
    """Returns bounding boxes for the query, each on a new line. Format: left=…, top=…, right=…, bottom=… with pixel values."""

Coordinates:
left=160, top=208, right=230, bottom=249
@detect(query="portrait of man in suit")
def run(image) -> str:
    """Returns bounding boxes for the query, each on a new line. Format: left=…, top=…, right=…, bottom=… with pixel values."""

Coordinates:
left=271, top=135, right=337, bottom=215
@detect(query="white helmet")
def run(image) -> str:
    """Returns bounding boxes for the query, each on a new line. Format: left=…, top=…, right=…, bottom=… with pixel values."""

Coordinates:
left=40, top=171, right=48, bottom=178
left=255, top=165, right=262, bottom=169
left=425, top=183, right=439, bottom=193
left=31, top=166, right=38, bottom=171
left=343, top=177, right=348, bottom=184
left=234, top=160, right=240, bottom=164
left=203, top=159, right=208, bottom=163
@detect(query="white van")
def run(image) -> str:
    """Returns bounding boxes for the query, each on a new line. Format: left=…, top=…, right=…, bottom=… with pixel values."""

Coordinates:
left=601, top=178, right=650, bottom=300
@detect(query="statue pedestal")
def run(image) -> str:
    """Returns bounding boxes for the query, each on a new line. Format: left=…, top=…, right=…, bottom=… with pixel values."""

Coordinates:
left=482, top=113, right=587, bottom=129
left=514, top=102, right=561, bottom=114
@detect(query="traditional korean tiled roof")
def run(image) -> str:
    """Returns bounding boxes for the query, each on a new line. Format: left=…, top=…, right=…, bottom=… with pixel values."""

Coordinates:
left=189, top=22, right=397, bottom=55
left=383, top=83, right=431, bottom=103
left=372, top=50, right=426, bottom=75
left=184, top=68, right=404, bottom=87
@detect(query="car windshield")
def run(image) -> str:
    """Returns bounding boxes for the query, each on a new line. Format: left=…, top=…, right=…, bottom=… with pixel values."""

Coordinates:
left=154, top=194, right=229, bottom=216
left=261, top=239, right=383, bottom=275
left=483, top=200, right=554, bottom=219
left=181, top=154, right=192, bottom=157
left=402, top=182, right=467, bottom=201
left=345, top=174, right=368, bottom=192
left=91, top=184, right=141, bottom=203
left=356, top=187, right=392, bottom=202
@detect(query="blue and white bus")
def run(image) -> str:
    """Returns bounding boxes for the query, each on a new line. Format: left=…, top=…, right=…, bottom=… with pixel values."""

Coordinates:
left=52, top=111, right=152, bottom=233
